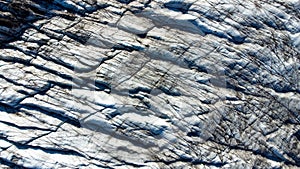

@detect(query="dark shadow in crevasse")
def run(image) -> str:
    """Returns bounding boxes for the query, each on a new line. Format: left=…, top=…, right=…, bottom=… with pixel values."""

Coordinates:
left=163, top=1, right=192, bottom=14
left=0, top=0, right=106, bottom=46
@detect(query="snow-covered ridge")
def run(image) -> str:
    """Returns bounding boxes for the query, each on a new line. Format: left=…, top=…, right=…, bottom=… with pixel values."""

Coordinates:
left=0, top=0, right=299, bottom=168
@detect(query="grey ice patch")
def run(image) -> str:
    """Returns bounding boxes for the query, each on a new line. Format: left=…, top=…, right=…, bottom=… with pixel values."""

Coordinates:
left=117, top=12, right=155, bottom=35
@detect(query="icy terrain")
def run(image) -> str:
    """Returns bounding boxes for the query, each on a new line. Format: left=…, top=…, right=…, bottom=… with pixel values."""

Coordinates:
left=0, top=0, right=300, bottom=168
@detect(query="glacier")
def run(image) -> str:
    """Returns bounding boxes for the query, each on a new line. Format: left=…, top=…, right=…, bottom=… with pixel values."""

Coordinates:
left=0, top=0, right=299, bottom=168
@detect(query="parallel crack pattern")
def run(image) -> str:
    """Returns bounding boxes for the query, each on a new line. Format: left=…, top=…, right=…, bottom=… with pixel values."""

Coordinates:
left=0, top=0, right=299, bottom=168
